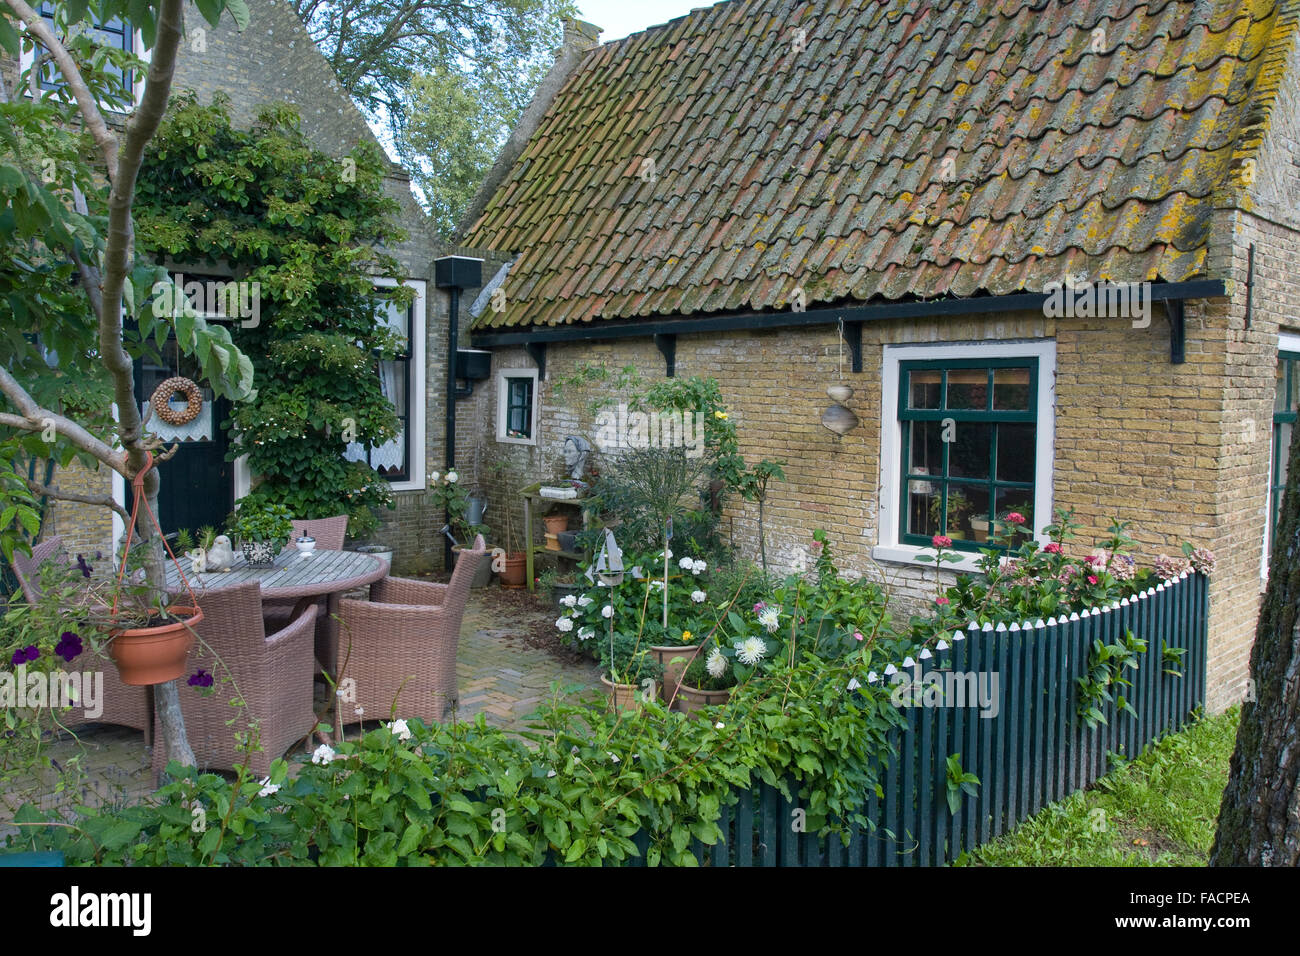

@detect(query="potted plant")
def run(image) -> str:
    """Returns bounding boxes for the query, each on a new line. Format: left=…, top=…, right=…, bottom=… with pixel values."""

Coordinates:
left=431, top=467, right=491, bottom=585
left=72, top=553, right=203, bottom=687
left=676, top=643, right=737, bottom=716
left=486, top=462, right=526, bottom=587
left=598, top=629, right=661, bottom=712
left=929, top=488, right=970, bottom=539
left=232, top=501, right=293, bottom=567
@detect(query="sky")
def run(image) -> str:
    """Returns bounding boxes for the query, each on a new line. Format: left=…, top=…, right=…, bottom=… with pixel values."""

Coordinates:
left=575, top=0, right=728, bottom=41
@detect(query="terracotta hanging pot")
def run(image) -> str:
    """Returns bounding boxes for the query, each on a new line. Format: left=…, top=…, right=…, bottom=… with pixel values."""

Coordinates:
left=108, top=606, right=203, bottom=686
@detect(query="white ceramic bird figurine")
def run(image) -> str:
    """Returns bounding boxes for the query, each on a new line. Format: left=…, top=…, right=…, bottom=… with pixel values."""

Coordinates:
left=187, top=548, right=208, bottom=574
left=207, top=535, right=236, bottom=571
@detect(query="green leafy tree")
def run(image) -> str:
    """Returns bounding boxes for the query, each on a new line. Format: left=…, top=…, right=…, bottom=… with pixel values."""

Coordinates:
left=0, top=0, right=257, bottom=768
left=288, top=0, right=576, bottom=235
left=134, top=93, right=414, bottom=535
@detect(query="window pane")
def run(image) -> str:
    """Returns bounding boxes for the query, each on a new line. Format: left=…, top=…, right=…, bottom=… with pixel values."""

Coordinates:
left=1276, top=359, right=1288, bottom=415
left=909, top=369, right=941, bottom=409
left=994, top=488, right=1034, bottom=529
left=948, top=483, right=991, bottom=542
left=946, top=368, right=988, bottom=410
left=377, top=298, right=409, bottom=351
left=905, top=480, right=941, bottom=538
left=993, top=367, right=1031, bottom=410
left=1291, top=358, right=1299, bottom=413
left=948, top=422, right=991, bottom=479
left=996, top=423, right=1036, bottom=482
left=906, top=420, right=944, bottom=476
left=1277, top=421, right=1292, bottom=499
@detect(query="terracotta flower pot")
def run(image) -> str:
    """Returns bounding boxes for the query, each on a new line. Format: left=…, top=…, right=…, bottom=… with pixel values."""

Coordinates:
left=677, top=683, right=732, bottom=717
left=649, top=643, right=702, bottom=707
left=601, top=674, right=644, bottom=712
left=543, top=514, right=570, bottom=536
left=499, top=552, right=527, bottom=588
left=108, top=606, right=203, bottom=686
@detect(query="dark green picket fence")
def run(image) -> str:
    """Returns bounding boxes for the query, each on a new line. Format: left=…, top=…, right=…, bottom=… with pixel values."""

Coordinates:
left=652, top=572, right=1209, bottom=867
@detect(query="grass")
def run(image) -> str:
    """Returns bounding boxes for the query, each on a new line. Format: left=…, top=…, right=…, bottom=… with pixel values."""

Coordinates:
left=957, top=707, right=1240, bottom=866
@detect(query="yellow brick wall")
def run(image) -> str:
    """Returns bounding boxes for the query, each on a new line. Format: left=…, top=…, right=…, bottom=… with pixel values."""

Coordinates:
left=471, top=293, right=1277, bottom=711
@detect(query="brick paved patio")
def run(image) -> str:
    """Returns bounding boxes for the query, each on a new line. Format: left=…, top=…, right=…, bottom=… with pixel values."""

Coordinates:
left=1, top=589, right=600, bottom=832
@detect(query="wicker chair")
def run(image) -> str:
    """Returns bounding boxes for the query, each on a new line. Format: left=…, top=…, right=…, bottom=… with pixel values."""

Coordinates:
left=7, top=536, right=151, bottom=744
left=262, top=514, right=348, bottom=667
left=334, top=535, right=486, bottom=729
left=152, top=581, right=318, bottom=779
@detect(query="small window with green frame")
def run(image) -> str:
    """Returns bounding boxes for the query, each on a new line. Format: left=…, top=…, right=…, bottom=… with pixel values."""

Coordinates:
left=505, top=376, right=534, bottom=439
left=898, top=357, right=1038, bottom=550
left=1270, top=351, right=1299, bottom=550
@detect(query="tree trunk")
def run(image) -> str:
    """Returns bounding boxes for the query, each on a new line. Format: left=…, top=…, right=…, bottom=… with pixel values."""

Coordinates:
left=1210, top=419, right=1300, bottom=865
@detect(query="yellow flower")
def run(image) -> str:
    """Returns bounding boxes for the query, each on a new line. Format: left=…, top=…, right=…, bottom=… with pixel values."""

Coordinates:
left=682, top=630, right=692, bottom=642
left=714, top=411, right=728, bottom=420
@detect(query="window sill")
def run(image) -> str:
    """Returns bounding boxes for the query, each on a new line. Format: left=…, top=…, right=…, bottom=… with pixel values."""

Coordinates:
left=496, top=434, right=536, bottom=447
left=871, top=544, right=987, bottom=574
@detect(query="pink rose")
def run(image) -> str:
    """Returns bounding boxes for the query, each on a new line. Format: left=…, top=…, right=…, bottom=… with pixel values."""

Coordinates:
left=1005, top=512, right=1026, bottom=525
left=1044, top=542, right=1062, bottom=554
left=932, top=534, right=953, bottom=548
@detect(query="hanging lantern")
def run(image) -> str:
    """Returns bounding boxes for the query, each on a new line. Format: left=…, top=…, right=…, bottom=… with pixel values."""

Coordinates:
left=821, top=383, right=859, bottom=436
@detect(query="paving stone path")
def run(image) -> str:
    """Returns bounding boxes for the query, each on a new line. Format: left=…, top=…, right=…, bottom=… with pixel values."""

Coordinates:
left=1, top=589, right=601, bottom=833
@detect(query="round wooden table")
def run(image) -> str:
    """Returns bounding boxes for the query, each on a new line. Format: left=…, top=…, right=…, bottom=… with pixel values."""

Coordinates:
left=164, top=548, right=388, bottom=666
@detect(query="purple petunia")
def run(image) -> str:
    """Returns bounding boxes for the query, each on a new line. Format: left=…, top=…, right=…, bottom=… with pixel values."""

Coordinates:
left=10, top=645, right=39, bottom=666
left=187, top=668, right=214, bottom=689
left=54, top=631, right=83, bottom=662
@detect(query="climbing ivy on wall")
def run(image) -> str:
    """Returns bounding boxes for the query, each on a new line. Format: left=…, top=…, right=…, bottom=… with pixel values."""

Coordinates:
left=135, top=93, right=415, bottom=535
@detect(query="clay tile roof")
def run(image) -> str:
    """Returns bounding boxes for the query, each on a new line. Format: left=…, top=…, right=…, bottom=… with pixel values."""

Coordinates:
left=465, top=0, right=1299, bottom=331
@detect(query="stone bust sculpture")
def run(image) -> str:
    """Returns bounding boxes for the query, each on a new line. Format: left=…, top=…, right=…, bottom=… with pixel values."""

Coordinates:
left=562, top=435, right=591, bottom=480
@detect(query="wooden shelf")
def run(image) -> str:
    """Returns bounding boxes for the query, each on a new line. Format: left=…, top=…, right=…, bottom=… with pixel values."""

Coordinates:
left=520, top=483, right=592, bottom=591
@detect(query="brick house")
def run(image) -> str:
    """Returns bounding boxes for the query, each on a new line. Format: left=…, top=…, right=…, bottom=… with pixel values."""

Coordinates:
left=455, top=0, right=1300, bottom=712
left=4, top=0, right=456, bottom=570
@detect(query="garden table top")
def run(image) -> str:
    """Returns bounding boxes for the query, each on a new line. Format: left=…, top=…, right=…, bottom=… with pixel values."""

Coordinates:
left=163, top=548, right=386, bottom=601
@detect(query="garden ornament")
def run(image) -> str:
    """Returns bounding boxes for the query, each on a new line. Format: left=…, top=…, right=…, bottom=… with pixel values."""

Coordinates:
left=207, top=535, right=236, bottom=571
left=562, top=435, right=592, bottom=480
left=186, top=548, right=207, bottom=574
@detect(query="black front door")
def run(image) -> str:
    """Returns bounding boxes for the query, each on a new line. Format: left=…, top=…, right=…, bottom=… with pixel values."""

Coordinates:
left=131, top=339, right=232, bottom=537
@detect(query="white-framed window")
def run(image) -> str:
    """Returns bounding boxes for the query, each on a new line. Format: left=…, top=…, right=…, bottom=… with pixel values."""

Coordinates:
left=496, top=367, right=538, bottom=445
left=875, top=339, right=1056, bottom=572
left=20, top=3, right=150, bottom=110
left=233, top=277, right=427, bottom=499
left=1263, top=331, right=1300, bottom=581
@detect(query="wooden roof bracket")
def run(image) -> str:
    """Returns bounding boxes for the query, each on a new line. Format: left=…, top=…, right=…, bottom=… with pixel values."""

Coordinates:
left=1167, top=299, right=1185, bottom=364
left=654, top=333, right=676, bottom=377
left=525, top=341, right=546, bottom=379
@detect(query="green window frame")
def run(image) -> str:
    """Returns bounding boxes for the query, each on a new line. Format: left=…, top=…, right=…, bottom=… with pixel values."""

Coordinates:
left=898, top=357, right=1038, bottom=552
left=37, top=3, right=135, bottom=94
left=1270, top=351, right=1299, bottom=548
left=505, top=377, right=534, bottom=439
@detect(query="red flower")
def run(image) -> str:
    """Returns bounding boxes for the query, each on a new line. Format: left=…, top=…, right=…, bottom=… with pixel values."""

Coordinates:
left=932, top=534, right=953, bottom=549
left=1087, top=575, right=1098, bottom=585
left=935, top=597, right=950, bottom=606
left=1044, top=542, right=1062, bottom=554
left=1005, top=512, right=1026, bottom=525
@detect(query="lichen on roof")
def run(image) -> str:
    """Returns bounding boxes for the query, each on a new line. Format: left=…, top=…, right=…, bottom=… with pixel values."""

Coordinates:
left=465, top=0, right=1299, bottom=330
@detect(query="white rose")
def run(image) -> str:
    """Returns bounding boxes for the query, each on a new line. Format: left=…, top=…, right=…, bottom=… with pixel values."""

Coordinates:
left=556, top=617, right=574, bottom=632
left=561, top=594, right=577, bottom=607
left=446, top=470, right=458, bottom=483
left=430, top=471, right=440, bottom=483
